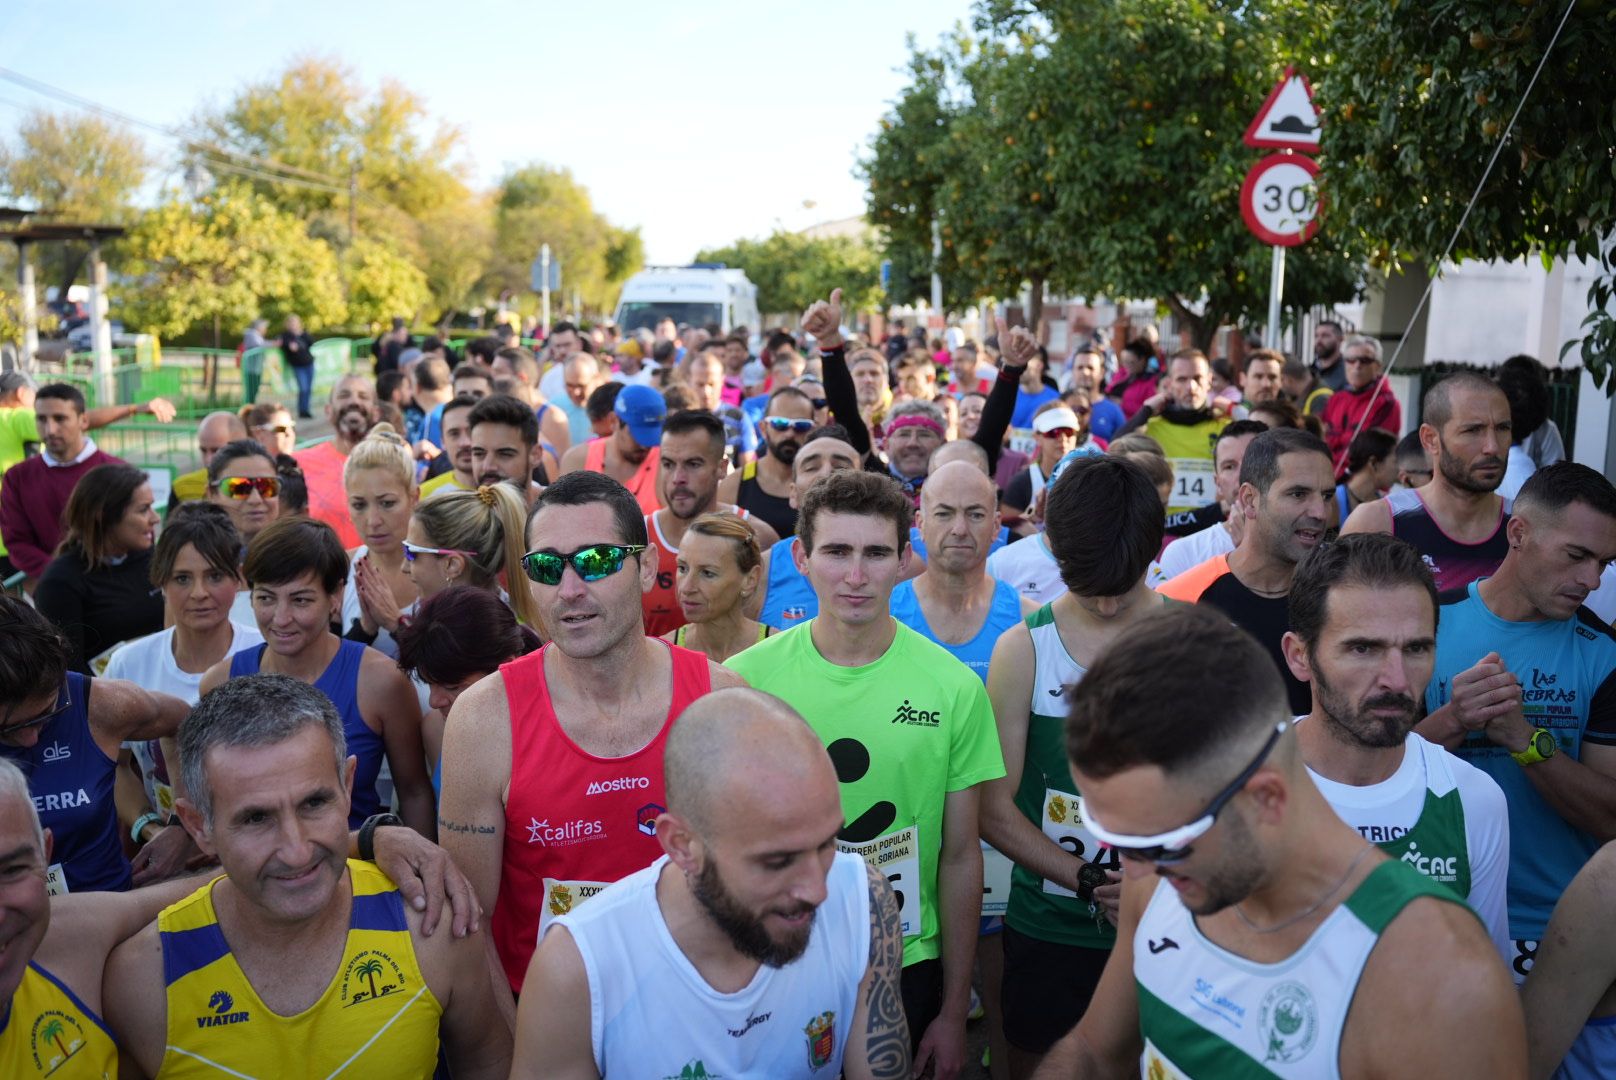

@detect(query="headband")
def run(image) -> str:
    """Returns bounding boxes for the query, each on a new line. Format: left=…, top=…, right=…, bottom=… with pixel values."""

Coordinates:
left=884, top=414, right=946, bottom=438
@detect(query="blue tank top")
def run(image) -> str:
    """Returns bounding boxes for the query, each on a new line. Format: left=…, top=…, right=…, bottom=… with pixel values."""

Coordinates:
left=230, top=640, right=384, bottom=826
left=908, top=525, right=1011, bottom=564
left=758, top=537, right=819, bottom=631
left=1428, top=586, right=1616, bottom=945
left=0, top=672, right=131, bottom=892
left=889, top=578, right=1023, bottom=683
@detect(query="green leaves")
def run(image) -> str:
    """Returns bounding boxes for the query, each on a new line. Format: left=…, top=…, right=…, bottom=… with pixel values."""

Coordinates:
left=695, top=232, right=883, bottom=316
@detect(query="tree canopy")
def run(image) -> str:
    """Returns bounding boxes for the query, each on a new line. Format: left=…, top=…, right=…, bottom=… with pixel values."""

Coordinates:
left=695, top=231, right=883, bottom=317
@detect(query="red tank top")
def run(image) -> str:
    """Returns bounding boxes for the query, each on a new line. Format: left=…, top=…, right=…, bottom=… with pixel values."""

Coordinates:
left=583, top=439, right=662, bottom=514
left=640, top=507, right=753, bottom=638
left=492, top=640, right=712, bottom=992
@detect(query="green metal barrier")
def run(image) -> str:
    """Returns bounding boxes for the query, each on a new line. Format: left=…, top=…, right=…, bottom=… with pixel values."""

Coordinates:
left=91, top=420, right=200, bottom=470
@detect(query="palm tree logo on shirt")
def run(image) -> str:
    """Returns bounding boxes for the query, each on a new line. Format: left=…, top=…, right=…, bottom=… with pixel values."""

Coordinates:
left=29, top=1010, right=86, bottom=1073
left=341, top=949, right=406, bottom=1006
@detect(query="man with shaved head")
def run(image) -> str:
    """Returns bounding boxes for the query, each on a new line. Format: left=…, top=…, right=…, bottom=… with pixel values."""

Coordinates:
left=169, top=410, right=249, bottom=511
left=512, top=688, right=911, bottom=1080
left=1342, top=371, right=1513, bottom=591
left=893, top=462, right=1033, bottom=682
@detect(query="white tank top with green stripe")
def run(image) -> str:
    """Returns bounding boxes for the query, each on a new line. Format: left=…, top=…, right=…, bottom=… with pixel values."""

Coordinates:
left=1134, top=859, right=1463, bottom=1078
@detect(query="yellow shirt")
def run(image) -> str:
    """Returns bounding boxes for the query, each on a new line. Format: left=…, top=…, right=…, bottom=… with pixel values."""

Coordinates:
left=158, top=860, right=442, bottom=1078
left=0, top=961, right=116, bottom=1078
left=1144, top=414, right=1228, bottom=514
left=419, top=470, right=470, bottom=499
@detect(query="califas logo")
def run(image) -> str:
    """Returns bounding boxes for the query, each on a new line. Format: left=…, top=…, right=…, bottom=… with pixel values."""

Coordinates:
left=804, top=1011, right=837, bottom=1071
left=526, top=817, right=604, bottom=846
left=891, top=699, right=941, bottom=727
left=196, top=990, right=251, bottom=1028
left=637, top=803, right=666, bottom=837
left=1400, top=841, right=1459, bottom=883
left=585, top=776, right=651, bottom=796
left=1258, top=982, right=1318, bottom=1064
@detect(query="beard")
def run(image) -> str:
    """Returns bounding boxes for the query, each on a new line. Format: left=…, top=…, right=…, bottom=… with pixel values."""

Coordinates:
left=1171, top=804, right=1266, bottom=916
left=768, top=439, right=801, bottom=465
left=336, top=404, right=375, bottom=440
left=1313, top=660, right=1416, bottom=749
left=689, top=856, right=815, bottom=968
left=1436, top=442, right=1504, bottom=495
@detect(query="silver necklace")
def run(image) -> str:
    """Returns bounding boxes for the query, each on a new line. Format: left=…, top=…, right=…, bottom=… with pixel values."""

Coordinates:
left=1234, top=844, right=1375, bottom=934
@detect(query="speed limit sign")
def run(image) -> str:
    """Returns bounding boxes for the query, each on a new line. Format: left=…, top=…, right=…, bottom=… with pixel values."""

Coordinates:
left=1239, top=153, right=1321, bottom=247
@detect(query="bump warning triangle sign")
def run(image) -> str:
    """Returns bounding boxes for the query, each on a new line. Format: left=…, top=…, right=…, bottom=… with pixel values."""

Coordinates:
left=1243, top=67, right=1320, bottom=153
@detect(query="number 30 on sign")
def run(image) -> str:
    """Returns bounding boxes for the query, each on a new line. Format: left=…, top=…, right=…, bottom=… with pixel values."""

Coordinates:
left=1239, top=153, right=1321, bottom=247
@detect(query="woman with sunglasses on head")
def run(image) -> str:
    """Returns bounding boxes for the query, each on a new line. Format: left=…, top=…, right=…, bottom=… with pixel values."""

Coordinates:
left=339, top=424, right=420, bottom=658
left=36, top=463, right=164, bottom=675
left=658, top=511, right=772, bottom=664
left=103, top=503, right=262, bottom=884
left=243, top=401, right=297, bottom=456
left=0, top=596, right=190, bottom=893
left=405, top=482, right=543, bottom=633
left=199, top=516, right=434, bottom=836
left=395, top=585, right=541, bottom=795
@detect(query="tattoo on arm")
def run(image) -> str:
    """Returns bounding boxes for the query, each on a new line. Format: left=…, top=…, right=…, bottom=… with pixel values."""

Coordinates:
left=438, top=817, right=497, bottom=837
left=863, top=861, right=912, bottom=1079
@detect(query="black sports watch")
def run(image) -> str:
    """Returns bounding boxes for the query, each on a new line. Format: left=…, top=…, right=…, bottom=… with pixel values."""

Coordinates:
left=357, top=812, right=404, bottom=862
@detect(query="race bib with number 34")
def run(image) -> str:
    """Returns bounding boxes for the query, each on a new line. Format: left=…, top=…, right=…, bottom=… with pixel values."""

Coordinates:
left=1041, top=789, right=1118, bottom=897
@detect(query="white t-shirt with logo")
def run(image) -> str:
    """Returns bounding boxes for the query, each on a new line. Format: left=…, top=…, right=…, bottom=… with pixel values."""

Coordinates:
left=1304, top=726, right=1510, bottom=963
left=986, top=534, right=1065, bottom=603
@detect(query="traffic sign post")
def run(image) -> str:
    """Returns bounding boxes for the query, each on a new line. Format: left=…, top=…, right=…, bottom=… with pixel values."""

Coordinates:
left=1240, top=68, right=1322, bottom=349
left=531, top=244, right=562, bottom=335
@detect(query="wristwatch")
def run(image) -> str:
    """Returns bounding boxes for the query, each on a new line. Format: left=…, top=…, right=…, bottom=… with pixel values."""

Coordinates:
left=358, top=812, right=404, bottom=861
left=1511, top=728, right=1558, bottom=767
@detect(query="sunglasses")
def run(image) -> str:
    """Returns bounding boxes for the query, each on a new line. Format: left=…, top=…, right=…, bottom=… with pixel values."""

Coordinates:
left=254, top=424, right=296, bottom=437
left=403, top=541, right=480, bottom=562
left=763, top=417, right=815, bottom=433
left=1077, top=721, right=1287, bottom=864
left=0, top=680, right=70, bottom=739
left=1344, top=355, right=1379, bottom=366
left=521, top=543, right=647, bottom=586
left=807, top=397, right=828, bottom=410
left=216, top=476, right=280, bottom=500
left=1040, top=427, right=1078, bottom=439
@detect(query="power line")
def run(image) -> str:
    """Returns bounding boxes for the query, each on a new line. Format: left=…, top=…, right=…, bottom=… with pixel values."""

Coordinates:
left=0, top=66, right=374, bottom=200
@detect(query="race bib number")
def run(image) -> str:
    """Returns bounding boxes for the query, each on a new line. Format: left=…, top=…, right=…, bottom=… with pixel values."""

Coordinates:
left=838, top=825, right=922, bottom=937
left=1041, top=789, right=1118, bottom=897
left=45, top=862, right=68, bottom=897
left=1511, top=938, right=1539, bottom=983
left=536, top=877, right=611, bottom=941
left=1142, top=1038, right=1192, bottom=1079
left=1008, top=427, right=1037, bottom=457
left=1168, top=457, right=1215, bottom=508
left=981, top=842, right=1013, bottom=917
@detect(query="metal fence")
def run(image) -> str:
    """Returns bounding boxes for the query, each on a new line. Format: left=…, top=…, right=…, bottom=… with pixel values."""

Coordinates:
left=1411, top=360, right=1581, bottom=459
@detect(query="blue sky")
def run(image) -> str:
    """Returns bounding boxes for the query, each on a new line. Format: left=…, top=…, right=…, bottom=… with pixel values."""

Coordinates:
left=0, top=0, right=976, bottom=263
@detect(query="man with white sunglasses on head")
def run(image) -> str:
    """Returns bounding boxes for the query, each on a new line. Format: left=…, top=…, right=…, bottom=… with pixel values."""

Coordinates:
left=1032, top=606, right=1523, bottom=1079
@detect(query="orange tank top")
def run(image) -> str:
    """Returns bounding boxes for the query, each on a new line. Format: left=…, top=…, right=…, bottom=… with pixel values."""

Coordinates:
left=584, top=439, right=662, bottom=514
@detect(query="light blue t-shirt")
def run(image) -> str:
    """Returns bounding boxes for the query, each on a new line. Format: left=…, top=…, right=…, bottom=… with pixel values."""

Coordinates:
left=1427, top=581, right=1616, bottom=952
left=890, top=577, right=1023, bottom=683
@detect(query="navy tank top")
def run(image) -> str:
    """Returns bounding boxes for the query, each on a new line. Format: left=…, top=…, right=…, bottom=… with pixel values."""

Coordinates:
left=229, top=639, right=384, bottom=826
left=1384, top=487, right=1512, bottom=593
left=1, top=672, right=131, bottom=893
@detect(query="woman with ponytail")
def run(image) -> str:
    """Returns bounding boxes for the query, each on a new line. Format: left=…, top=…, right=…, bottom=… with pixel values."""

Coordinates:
left=405, top=482, right=543, bottom=633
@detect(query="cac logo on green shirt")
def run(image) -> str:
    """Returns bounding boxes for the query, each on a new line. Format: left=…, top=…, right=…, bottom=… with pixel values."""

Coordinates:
left=890, top=699, right=940, bottom=727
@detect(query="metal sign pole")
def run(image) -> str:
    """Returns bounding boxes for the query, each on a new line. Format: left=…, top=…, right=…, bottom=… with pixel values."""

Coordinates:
left=1266, top=246, right=1286, bottom=350
left=541, top=243, right=551, bottom=335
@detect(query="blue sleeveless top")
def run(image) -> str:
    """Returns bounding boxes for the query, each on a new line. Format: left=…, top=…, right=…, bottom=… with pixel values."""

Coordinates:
left=889, top=578, right=1024, bottom=683
left=1, top=672, right=131, bottom=892
left=758, top=537, right=819, bottom=631
left=230, top=640, right=384, bottom=826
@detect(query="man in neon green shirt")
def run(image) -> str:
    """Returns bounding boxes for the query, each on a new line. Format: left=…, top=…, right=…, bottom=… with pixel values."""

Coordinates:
left=727, top=469, right=1004, bottom=1080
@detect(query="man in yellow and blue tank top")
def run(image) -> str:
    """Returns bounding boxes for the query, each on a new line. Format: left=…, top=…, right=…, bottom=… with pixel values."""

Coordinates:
left=102, top=674, right=510, bottom=1079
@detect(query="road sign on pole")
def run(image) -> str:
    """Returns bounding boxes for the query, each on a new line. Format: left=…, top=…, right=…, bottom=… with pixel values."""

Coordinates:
left=1239, top=154, right=1322, bottom=247
left=1243, top=67, right=1321, bottom=153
